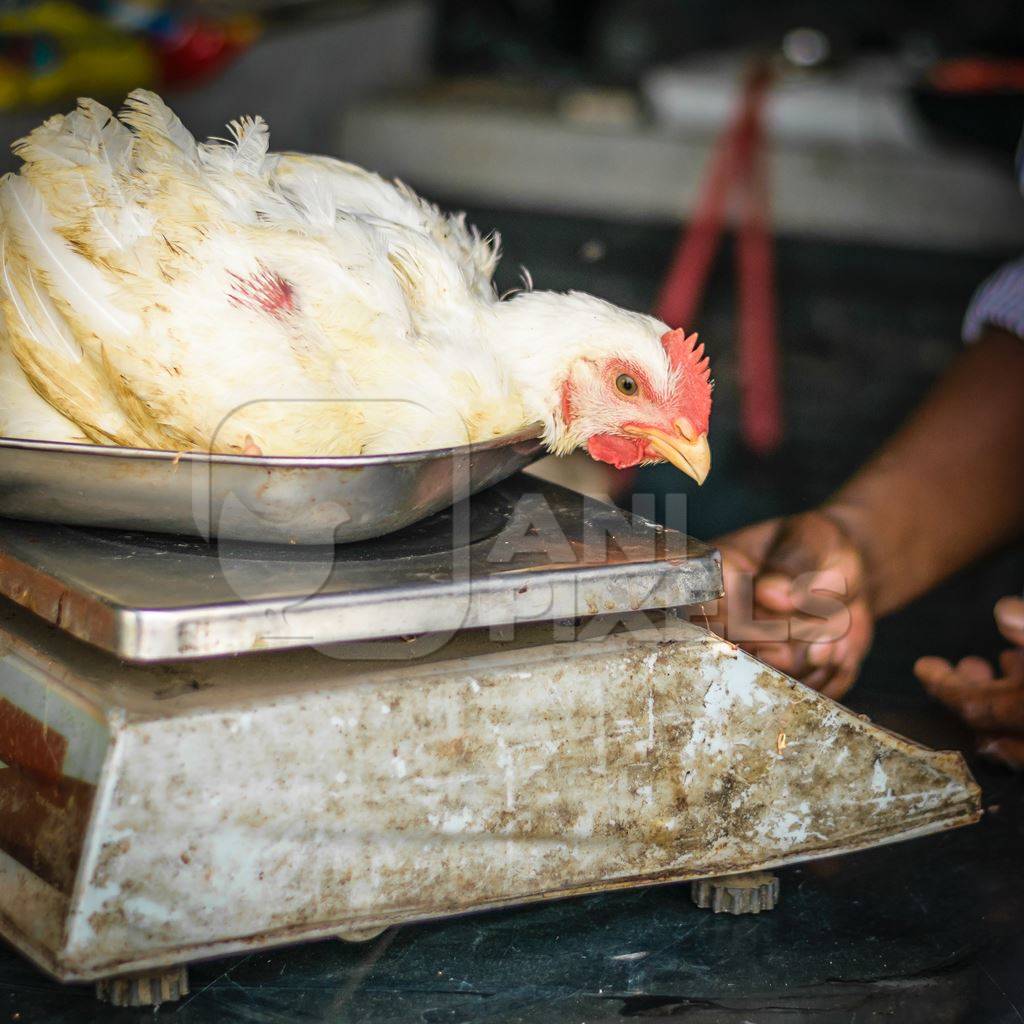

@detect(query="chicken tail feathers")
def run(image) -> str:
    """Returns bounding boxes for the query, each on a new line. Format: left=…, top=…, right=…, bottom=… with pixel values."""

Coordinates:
left=70, top=99, right=134, bottom=178
left=199, top=115, right=270, bottom=176
left=120, top=89, right=198, bottom=167
left=228, top=115, right=270, bottom=174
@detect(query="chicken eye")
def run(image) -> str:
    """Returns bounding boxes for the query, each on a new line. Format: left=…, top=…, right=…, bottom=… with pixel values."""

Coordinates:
left=615, top=373, right=638, bottom=397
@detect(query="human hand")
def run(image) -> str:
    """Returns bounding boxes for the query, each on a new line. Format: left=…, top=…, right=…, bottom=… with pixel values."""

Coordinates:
left=707, top=509, right=875, bottom=699
left=915, top=596, right=1024, bottom=769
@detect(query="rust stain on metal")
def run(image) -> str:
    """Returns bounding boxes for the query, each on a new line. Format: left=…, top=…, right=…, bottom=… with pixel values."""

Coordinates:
left=0, top=558, right=116, bottom=653
left=0, top=698, right=96, bottom=894
left=0, top=696, right=66, bottom=782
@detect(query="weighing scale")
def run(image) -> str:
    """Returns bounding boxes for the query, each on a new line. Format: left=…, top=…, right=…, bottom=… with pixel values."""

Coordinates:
left=0, top=474, right=981, bottom=1005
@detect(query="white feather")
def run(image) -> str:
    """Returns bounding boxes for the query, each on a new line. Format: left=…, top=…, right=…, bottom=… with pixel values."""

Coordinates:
left=0, top=175, right=135, bottom=337
left=0, top=234, right=82, bottom=363
left=0, top=327, right=86, bottom=442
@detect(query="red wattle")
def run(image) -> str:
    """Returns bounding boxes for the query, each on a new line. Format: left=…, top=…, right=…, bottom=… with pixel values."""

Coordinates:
left=587, top=434, right=644, bottom=469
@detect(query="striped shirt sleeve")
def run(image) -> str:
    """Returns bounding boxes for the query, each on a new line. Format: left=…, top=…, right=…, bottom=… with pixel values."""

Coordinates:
left=963, top=256, right=1024, bottom=342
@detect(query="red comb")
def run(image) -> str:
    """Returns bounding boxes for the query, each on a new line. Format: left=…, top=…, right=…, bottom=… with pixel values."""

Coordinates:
left=661, top=328, right=712, bottom=433
left=661, top=329, right=711, bottom=381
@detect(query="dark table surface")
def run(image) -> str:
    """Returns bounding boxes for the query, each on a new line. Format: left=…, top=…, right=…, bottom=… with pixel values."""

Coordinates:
left=2, top=208, right=1023, bottom=1023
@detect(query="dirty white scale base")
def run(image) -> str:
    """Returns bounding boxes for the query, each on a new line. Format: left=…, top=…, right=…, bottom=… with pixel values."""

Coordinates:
left=0, top=475, right=980, bottom=992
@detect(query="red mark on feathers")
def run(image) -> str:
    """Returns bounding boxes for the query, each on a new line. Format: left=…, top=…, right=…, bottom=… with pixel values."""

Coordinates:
left=228, top=263, right=297, bottom=319
left=661, top=328, right=712, bottom=434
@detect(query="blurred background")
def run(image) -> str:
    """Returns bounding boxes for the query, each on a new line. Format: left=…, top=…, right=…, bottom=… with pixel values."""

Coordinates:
left=1, top=0, right=1023, bottom=622
left=3, top=6, right=1024, bottom=1018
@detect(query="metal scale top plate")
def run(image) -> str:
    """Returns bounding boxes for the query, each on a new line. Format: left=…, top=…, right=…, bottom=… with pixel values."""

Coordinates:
left=0, top=474, right=722, bottom=662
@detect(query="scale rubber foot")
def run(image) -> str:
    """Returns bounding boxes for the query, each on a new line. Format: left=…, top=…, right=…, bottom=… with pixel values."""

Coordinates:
left=691, top=871, right=780, bottom=914
left=95, top=964, right=189, bottom=1006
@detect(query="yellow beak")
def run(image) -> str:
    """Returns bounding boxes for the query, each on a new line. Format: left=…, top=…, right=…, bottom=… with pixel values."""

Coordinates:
left=624, top=422, right=711, bottom=485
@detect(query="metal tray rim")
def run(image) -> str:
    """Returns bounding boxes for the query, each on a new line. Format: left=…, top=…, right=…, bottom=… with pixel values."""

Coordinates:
left=0, top=422, right=545, bottom=468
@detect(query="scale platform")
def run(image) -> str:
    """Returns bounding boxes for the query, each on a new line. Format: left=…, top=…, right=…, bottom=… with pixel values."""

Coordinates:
left=0, top=474, right=981, bottom=999
left=0, top=474, right=721, bottom=661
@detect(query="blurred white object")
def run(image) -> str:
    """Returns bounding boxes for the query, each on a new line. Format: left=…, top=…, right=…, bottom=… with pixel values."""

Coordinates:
left=558, top=86, right=643, bottom=130
left=525, top=451, right=622, bottom=502
left=644, top=53, right=923, bottom=150
left=340, top=64, right=1024, bottom=252
left=782, top=28, right=831, bottom=69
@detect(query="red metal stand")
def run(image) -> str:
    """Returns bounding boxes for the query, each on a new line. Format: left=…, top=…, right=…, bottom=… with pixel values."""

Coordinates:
left=655, top=63, right=782, bottom=455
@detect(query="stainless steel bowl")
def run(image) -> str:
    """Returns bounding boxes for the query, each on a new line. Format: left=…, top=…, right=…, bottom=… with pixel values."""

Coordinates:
left=0, top=427, right=545, bottom=544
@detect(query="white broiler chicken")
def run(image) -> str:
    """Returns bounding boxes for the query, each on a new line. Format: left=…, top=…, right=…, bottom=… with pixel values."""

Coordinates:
left=0, top=91, right=712, bottom=483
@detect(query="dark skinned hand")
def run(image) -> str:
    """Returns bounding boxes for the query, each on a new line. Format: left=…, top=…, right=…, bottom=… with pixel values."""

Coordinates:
left=708, top=509, right=874, bottom=700
left=915, top=596, right=1024, bottom=769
